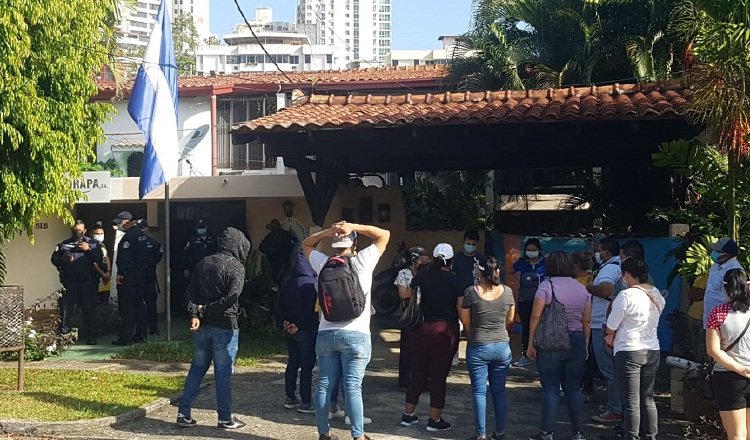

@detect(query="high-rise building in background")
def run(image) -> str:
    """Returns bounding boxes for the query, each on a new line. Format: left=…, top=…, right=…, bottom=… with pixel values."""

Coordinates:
left=118, top=0, right=210, bottom=52
left=197, top=7, right=339, bottom=74
left=296, top=0, right=392, bottom=68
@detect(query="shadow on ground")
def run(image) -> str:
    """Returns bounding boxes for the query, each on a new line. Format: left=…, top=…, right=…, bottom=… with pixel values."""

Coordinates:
left=60, top=317, right=690, bottom=440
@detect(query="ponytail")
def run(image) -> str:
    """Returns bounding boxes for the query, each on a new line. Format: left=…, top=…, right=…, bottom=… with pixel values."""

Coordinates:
left=477, top=256, right=502, bottom=286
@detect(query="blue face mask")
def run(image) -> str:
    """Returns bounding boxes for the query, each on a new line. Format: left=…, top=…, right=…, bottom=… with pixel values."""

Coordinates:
left=711, top=251, right=721, bottom=263
left=464, top=243, right=477, bottom=254
left=197, top=228, right=207, bottom=237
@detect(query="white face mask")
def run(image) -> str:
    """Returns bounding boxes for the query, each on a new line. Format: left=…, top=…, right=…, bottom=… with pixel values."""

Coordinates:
left=594, top=252, right=602, bottom=264
left=526, top=251, right=539, bottom=259
left=93, top=234, right=105, bottom=242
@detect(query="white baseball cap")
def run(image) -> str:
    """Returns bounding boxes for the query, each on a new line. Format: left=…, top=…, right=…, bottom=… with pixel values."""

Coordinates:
left=433, top=243, right=454, bottom=261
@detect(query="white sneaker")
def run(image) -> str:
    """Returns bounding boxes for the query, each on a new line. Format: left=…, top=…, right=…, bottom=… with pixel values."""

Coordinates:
left=345, top=416, right=372, bottom=425
left=328, top=409, right=345, bottom=420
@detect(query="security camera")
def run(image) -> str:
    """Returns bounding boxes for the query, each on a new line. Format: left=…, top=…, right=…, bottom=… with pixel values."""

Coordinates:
left=223, top=178, right=229, bottom=184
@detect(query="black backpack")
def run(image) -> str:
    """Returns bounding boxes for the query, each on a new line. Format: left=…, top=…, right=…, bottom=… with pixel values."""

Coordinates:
left=518, top=271, right=541, bottom=303
left=317, top=256, right=366, bottom=322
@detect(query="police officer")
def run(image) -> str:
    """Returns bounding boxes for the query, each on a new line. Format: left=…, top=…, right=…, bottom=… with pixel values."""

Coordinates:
left=112, top=211, right=150, bottom=345
left=183, top=219, right=217, bottom=279
left=139, top=219, right=163, bottom=336
left=51, top=219, right=104, bottom=345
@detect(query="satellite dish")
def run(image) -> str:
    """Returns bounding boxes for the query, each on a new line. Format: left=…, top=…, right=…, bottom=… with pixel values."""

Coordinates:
left=179, top=124, right=210, bottom=161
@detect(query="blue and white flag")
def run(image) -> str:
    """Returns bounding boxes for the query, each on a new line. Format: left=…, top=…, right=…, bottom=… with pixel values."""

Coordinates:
left=128, top=0, right=178, bottom=199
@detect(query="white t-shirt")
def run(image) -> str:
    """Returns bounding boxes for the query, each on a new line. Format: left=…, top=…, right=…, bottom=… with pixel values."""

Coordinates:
left=606, top=286, right=665, bottom=354
left=591, top=256, right=621, bottom=327
left=394, top=268, right=414, bottom=288
left=309, top=244, right=381, bottom=335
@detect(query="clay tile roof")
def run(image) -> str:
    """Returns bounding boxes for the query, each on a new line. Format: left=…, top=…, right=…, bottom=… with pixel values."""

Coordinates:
left=233, top=82, right=693, bottom=134
left=96, top=64, right=447, bottom=93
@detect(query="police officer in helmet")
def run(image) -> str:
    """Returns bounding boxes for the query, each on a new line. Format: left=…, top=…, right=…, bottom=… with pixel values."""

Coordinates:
left=51, top=219, right=105, bottom=345
left=139, top=219, right=163, bottom=336
left=112, top=211, right=150, bottom=345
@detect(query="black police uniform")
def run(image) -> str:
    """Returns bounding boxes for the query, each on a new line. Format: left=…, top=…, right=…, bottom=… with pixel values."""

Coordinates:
left=143, top=234, right=163, bottom=335
left=115, top=226, right=150, bottom=343
left=51, top=235, right=104, bottom=341
left=183, top=234, right=217, bottom=276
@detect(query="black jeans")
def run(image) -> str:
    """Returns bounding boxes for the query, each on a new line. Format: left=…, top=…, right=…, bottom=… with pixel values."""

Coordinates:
left=615, top=350, right=660, bottom=440
left=118, top=282, right=147, bottom=340
left=582, top=337, right=600, bottom=394
left=518, top=301, right=533, bottom=355
left=144, top=279, right=159, bottom=334
left=61, top=280, right=98, bottom=337
left=285, top=328, right=317, bottom=404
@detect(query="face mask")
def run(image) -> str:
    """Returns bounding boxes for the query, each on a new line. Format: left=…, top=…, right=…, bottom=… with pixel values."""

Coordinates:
left=526, top=251, right=539, bottom=259
left=93, top=234, right=105, bottom=242
left=711, top=251, right=721, bottom=263
left=594, top=252, right=602, bottom=264
left=416, top=263, right=428, bottom=272
left=73, top=230, right=84, bottom=239
left=197, top=228, right=207, bottom=236
left=464, top=244, right=477, bottom=254
left=117, top=223, right=126, bottom=232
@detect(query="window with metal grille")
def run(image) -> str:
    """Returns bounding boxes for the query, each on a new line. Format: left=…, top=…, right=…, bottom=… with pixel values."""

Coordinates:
left=217, top=96, right=278, bottom=171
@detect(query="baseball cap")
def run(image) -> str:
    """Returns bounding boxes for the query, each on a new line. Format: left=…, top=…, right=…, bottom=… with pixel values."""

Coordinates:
left=433, top=243, right=454, bottom=261
left=332, top=232, right=357, bottom=248
left=112, top=211, right=134, bottom=224
left=711, top=237, right=739, bottom=256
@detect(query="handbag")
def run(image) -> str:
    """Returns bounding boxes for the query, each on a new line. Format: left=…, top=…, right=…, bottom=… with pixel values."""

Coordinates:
left=398, top=286, right=423, bottom=330
left=533, top=279, right=571, bottom=351
left=705, top=314, right=750, bottom=399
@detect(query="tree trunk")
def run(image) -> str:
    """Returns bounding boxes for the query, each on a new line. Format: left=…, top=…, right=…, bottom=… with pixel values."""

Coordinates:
left=729, top=151, right=740, bottom=242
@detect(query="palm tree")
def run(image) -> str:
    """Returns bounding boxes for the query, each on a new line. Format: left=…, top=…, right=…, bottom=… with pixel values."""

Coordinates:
left=671, top=0, right=750, bottom=241
left=449, top=0, right=683, bottom=90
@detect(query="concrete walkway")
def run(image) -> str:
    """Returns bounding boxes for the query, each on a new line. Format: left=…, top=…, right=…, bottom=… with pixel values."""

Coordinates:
left=42, top=322, right=687, bottom=440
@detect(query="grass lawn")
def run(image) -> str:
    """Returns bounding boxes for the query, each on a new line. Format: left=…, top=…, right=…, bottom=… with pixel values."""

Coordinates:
left=0, top=369, right=184, bottom=421
left=114, top=330, right=284, bottom=367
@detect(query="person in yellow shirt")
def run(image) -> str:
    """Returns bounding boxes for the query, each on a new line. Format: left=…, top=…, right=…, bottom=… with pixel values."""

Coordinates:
left=688, top=274, right=707, bottom=361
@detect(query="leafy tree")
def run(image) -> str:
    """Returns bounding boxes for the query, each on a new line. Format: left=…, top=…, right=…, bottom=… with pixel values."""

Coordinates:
left=449, top=0, right=684, bottom=90
left=205, top=35, right=221, bottom=46
left=671, top=0, right=750, bottom=241
left=401, top=171, right=491, bottom=230
left=0, top=0, right=114, bottom=282
left=173, top=12, right=199, bottom=75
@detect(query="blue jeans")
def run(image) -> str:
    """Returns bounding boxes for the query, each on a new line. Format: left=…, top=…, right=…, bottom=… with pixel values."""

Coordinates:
left=466, top=341, right=512, bottom=437
left=537, top=331, right=586, bottom=434
left=178, top=326, right=239, bottom=421
left=285, top=328, right=318, bottom=404
left=313, top=330, right=371, bottom=438
left=592, top=328, right=622, bottom=413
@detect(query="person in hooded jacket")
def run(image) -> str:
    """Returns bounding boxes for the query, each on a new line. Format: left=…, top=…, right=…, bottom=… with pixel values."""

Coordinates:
left=176, top=227, right=251, bottom=430
left=279, top=252, right=320, bottom=413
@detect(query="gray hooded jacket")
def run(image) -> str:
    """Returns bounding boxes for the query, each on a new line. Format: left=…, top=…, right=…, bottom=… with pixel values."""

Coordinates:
left=186, top=227, right=251, bottom=329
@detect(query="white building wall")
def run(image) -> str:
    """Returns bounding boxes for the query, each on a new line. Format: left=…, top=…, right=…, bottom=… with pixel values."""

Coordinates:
left=175, top=0, right=210, bottom=43
left=118, top=0, right=208, bottom=51
left=97, top=97, right=213, bottom=178
left=297, top=0, right=391, bottom=67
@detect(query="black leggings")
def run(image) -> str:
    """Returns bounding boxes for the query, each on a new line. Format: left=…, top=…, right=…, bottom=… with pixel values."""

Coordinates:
left=518, top=301, right=533, bottom=355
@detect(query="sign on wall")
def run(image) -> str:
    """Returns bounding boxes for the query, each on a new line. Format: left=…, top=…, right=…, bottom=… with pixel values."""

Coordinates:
left=73, top=171, right=111, bottom=203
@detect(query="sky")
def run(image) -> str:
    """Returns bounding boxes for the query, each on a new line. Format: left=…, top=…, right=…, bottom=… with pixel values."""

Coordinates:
left=210, top=0, right=473, bottom=50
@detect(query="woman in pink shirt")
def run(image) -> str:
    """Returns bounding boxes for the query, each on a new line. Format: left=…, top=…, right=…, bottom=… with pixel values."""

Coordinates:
left=527, top=251, right=592, bottom=440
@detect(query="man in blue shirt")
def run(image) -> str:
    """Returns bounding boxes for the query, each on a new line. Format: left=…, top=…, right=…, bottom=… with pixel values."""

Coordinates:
left=703, top=237, right=744, bottom=329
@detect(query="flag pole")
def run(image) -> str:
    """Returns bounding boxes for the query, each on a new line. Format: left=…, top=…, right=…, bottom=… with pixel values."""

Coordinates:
left=165, top=180, right=171, bottom=341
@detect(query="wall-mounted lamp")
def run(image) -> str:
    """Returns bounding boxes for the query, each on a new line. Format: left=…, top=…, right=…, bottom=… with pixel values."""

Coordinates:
left=282, top=199, right=295, bottom=218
